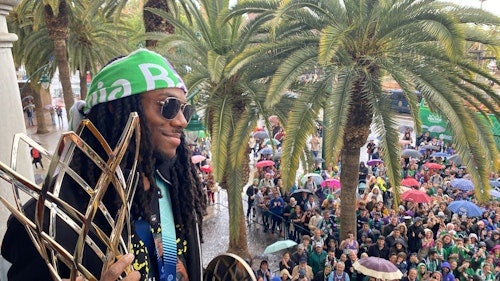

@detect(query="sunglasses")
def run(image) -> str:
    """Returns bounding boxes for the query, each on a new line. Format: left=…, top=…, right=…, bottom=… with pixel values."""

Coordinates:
left=157, top=97, right=194, bottom=122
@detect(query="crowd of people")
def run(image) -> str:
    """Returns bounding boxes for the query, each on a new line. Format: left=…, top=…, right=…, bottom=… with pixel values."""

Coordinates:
left=246, top=126, right=500, bottom=281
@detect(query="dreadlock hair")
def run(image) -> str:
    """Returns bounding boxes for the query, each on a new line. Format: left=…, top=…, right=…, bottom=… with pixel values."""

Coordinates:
left=69, top=94, right=206, bottom=239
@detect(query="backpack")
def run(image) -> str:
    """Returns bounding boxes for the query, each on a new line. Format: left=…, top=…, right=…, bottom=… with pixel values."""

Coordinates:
left=31, top=148, right=40, bottom=158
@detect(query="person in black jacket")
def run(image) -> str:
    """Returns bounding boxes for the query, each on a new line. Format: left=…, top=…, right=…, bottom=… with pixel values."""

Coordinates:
left=2, top=49, right=206, bottom=281
left=407, top=217, right=425, bottom=253
left=367, top=235, right=390, bottom=259
left=246, top=179, right=259, bottom=220
left=358, top=162, right=369, bottom=182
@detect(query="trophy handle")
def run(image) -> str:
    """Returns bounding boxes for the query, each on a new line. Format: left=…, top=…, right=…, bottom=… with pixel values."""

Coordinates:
left=203, top=253, right=257, bottom=281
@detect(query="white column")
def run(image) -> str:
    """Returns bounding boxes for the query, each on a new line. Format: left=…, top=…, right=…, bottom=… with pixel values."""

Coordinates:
left=0, top=0, right=31, bottom=242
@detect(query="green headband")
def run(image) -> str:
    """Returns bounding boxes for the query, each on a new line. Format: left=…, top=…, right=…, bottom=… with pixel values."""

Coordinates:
left=84, top=48, right=186, bottom=113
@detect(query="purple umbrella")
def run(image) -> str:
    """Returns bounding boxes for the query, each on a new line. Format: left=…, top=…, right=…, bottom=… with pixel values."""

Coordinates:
left=450, top=178, right=474, bottom=191
left=366, top=159, right=383, bottom=166
left=353, top=257, right=403, bottom=280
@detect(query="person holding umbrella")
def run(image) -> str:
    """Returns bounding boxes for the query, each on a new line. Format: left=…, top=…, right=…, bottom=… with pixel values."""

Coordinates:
left=25, top=101, right=35, bottom=126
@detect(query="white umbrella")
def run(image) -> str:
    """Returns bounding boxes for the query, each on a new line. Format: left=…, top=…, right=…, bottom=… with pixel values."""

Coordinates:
left=428, top=125, right=446, bottom=133
left=23, top=104, right=35, bottom=110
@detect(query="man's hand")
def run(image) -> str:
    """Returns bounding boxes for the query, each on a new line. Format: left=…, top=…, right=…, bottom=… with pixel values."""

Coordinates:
left=64, top=253, right=140, bottom=281
left=100, top=254, right=140, bottom=281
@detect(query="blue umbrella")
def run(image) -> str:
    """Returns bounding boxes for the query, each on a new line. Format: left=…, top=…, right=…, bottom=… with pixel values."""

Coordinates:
left=259, top=147, right=273, bottom=155
left=447, top=200, right=483, bottom=217
left=252, top=131, right=269, bottom=139
left=450, top=178, right=474, bottom=191
left=490, top=189, right=500, bottom=198
left=430, top=152, right=450, bottom=158
left=489, top=180, right=500, bottom=188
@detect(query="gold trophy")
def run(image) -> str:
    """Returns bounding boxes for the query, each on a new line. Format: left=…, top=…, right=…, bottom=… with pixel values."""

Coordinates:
left=0, top=113, right=257, bottom=280
left=0, top=113, right=141, bottom=281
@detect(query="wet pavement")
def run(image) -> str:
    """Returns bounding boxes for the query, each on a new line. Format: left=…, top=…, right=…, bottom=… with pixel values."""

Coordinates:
left=202, top=189, right=286, bottom=274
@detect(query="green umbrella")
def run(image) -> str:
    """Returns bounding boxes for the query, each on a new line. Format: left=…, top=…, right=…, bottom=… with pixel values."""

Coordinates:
left=264, top=240, right=298, bottom=254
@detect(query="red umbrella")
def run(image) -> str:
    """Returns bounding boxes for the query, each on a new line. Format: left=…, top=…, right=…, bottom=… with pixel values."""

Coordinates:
left=401, top=177, right=420, bottom=187
left=255, top=160, right=275, bottom=168
left=401, top=189, right=432, bottom=203
left=200, top=165, right=212, bottom=173
left=423, top=162, right=444, bottom=170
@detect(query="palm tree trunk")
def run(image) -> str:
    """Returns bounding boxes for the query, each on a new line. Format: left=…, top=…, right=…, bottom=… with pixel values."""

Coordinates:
left=143, top=0, right=175, bottom=47
left=32, top=85, right=49, bottom=134
left=220, top=124, right=251, bottom=260
left=53, top=39, right=74, bottom=117
left=338, top=88, right=372, bottom=241
left=44, top=1, right=73, bottom=118
left=226, top=182, right=251, bottom=261
left=79, top=69, right=87, bottom=100
left=339, top=146, right=361, bottom=241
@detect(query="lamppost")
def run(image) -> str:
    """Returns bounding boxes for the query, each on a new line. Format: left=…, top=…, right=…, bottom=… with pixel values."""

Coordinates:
left=19, top=61, right=53, bottom=134
left=185, top=113, right=206, bottom=145
left=19, top=61, right=53, bottom=93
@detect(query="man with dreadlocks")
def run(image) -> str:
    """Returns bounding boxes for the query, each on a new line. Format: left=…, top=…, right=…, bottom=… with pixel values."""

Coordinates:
left=2, top=49, right=207, bottom=280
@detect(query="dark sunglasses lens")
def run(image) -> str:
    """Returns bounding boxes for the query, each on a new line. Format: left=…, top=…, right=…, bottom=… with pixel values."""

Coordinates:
left=161, top=98, right=194, bottom=121
left=183, top=105, right=194, bottom=122
left=161, top=98, right=180, bottom=119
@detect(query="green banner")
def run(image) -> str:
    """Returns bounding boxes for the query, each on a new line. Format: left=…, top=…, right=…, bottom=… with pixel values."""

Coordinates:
left=419, top=101, right=500, bottom=150
left=418, top=103, right=453, bottom=141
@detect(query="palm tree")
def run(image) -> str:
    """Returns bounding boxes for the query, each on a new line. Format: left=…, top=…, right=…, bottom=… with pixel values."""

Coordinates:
left=142, top=0, right=192, bottom=47
left=15, top=0, right=130, bottom=115
left=146, top=0, right=294, bottom=259
left=68, top=1, right=134, bottom=99
left=232, top=0, right=500, bottom=240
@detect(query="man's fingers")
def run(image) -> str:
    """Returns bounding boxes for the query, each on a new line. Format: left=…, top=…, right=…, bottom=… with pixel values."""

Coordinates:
left=100, top=253, right=136, bottom=281
left=122, top=271, right=141, bottom=281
